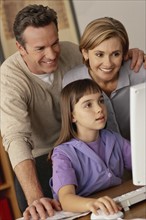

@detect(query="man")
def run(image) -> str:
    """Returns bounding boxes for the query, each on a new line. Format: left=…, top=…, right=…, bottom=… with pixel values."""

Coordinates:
left=0, top=4, right=146, bottom=220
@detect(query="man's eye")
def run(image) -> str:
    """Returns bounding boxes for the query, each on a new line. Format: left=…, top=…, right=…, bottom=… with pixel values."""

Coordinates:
left=52, top=41, right=59, bottom=48
left=36, top=47, right=44, bottom=51
left=54, top=42, right=59, bottom=46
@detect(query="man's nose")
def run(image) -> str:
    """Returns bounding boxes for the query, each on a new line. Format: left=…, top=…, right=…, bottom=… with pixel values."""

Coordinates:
left=45, top=47, right=56, bottom=60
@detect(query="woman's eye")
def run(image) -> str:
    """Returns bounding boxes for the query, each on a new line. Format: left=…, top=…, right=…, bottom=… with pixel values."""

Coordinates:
left=113, top=52, right=121, bottom=57
left=95, top=53, right=103, bottom=57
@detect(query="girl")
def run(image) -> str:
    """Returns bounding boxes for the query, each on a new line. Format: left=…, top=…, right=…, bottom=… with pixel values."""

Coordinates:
left=50, top=79, right=131, bottom=216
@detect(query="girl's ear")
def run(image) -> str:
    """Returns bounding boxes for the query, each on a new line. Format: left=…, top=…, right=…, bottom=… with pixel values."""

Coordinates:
left=82, top=49, right=89, bottom=61
left=72, top=113, right=77, bottom=123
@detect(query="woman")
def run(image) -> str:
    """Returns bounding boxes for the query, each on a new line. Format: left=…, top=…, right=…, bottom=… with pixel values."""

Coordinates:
left=63, top=17, right=146, bottom=140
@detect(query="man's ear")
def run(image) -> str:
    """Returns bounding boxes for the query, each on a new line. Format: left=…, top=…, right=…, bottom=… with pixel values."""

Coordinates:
left=82, top=49, right=89, bottom=61
left=16, top=41, right=27, bottom=56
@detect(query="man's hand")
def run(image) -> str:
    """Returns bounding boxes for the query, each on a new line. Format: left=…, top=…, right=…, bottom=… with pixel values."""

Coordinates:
left=23, top=197, right=62, bottom=220
left=125, top=48, right=146, bottom=72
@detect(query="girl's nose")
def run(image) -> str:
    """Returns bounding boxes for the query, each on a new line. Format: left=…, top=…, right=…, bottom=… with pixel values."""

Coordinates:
left=95, top=104, right=102, bottom=113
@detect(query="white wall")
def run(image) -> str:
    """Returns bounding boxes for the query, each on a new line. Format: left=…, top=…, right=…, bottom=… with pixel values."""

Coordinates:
left=72, top=0, right=146, bottom=50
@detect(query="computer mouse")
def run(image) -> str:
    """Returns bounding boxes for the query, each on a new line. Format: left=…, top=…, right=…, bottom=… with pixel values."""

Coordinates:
left=90, top=210, right=124, bottom=220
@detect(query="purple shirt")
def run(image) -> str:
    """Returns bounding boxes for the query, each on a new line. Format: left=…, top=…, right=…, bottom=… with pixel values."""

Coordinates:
left=50, top=129, right=131, bottom=199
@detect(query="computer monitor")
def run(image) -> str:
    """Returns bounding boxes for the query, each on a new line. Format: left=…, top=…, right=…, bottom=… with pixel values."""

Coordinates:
left=130, top=82, right=146, bottom=186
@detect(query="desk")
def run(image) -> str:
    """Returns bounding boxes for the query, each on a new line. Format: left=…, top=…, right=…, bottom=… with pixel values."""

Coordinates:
left=78, top=180, right=146, bottom=219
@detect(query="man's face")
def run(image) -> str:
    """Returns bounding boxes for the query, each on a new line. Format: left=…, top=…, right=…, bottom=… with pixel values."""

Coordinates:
left=17, top=22, right=60, bottom=74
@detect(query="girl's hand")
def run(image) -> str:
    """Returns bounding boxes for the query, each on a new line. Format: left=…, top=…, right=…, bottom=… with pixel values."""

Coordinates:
left=86, top=196, right=122, bottom=216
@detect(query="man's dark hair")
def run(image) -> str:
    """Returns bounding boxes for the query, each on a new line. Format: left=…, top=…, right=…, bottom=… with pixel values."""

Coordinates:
left=13, top=4, right=58, bottom=47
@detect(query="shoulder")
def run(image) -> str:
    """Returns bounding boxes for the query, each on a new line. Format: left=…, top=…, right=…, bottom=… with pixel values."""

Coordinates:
left=1, top=52, right=27, bottom=77
left=1, top=52, right=19, bottom=69
left=52, top=139, right=78, bottom=156
left=121, top=60, right=145, bottom=72
left=101, top=129, right=127, bottom=142
left=1, top=52, right=33, bottom=92
left=100, top=129, right=117, bottom=138
left=60, top=41, right=79, bottom=51
left=63, top=64, right=90, bottom=87
left=65, top=63, right=88, bottom=75
left=55, top=139, right=77, bottom=150
left=60, top=41, right=81, bottom=59
left=120, top=60, right=146, bottom=83
left=58, top=41, right=82, bottom=75
left=101, top=129, right=130, bottom=149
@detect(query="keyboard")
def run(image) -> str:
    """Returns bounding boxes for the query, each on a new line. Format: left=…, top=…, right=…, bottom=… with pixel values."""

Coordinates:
left=114, top=186, right=146, bottom=211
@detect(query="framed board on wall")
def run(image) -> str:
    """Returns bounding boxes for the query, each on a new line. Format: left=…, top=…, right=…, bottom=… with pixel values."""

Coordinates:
left=0, top=0, right=79, bottom=59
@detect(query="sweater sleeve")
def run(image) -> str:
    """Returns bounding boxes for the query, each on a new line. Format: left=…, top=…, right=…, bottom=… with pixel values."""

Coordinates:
left=1, top=59, right=34, bottom=168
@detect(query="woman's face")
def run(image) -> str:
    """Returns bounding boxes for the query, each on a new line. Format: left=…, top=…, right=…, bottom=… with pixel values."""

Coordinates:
left=82, top=37, right=123, bottom=83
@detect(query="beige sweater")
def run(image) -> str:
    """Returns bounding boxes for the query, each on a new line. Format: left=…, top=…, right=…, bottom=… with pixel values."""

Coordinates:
left=0, top=41, right=82, bottom=168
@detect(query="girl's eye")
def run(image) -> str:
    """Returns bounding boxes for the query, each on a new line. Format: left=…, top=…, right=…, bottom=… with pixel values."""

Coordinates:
left=99, top=98, right=105, bottom=104
left=85, top=103, right=92, bottom=108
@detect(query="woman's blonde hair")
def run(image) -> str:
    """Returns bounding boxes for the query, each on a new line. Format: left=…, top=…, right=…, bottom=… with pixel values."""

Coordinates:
left=79, top=17, right=129, bottom=67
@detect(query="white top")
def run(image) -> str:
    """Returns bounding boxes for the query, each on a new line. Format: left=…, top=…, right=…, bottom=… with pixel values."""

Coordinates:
left=33, top=73, right=54, bottom=85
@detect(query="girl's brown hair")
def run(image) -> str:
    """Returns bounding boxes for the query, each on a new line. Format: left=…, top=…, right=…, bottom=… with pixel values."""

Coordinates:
left=55, top=79, right=102, bottom=147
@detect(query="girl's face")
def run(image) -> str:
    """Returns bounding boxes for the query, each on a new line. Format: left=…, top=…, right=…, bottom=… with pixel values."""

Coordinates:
left=82, top=37, right=123, bottom=83
left=72, top=92, right=107, bottom=141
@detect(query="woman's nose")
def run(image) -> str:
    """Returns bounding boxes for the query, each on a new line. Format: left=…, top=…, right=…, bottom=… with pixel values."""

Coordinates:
left=103, top=56, right=112, bottom=66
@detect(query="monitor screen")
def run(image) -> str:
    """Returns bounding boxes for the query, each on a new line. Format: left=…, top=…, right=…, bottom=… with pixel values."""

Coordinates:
left=130, top=82, right=146, bottom=186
